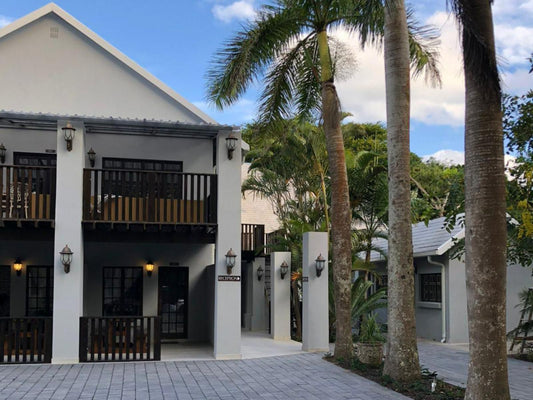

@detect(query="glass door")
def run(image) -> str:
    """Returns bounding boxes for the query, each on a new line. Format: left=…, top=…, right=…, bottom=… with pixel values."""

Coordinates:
left=158, top=267, right=188, bottom=339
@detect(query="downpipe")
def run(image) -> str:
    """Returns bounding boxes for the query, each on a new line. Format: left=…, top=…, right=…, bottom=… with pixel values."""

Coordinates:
left=427, top=256, right=447, bottom=343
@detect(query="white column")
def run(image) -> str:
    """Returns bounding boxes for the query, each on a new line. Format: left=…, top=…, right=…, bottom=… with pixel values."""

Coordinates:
left=251, top=257, right=266, bottom=332
left=270, top=252, right=291, bottom=340
left=52, top=120, right=85, bottom=363
left=214, top=130, right=242, bottom=359
left=302, top=232, right=329, bottom=352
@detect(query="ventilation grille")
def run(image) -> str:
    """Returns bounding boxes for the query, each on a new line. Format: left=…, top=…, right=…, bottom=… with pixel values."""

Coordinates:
left=50, top=27, right=59, bottom=39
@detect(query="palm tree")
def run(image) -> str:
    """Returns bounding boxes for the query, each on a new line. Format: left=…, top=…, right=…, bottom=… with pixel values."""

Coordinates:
left=207, top=0, right=438, bottom=360
left=382, top=0, right=420, bottom=381
left=448, top=1, right=510, bottom=398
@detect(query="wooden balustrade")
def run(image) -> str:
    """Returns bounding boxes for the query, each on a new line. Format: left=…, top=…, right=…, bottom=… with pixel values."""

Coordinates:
left=0, top=317, right=52, bottom=364
left=241, top=224, right=265, bottom=254
left=79, top=316, right=161, bottom=362
left=0, top=165, right=56, bottom=222
left=83, top=169, right=217, bottom=225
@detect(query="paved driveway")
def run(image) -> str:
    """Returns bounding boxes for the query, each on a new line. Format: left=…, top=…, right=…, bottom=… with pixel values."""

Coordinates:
left=418, top=340, right=533, bottom=400
left=0, top=353, right=408, bottom=400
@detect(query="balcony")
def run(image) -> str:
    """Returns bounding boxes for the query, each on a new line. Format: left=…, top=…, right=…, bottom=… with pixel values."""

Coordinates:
left=0, top=165, right=56, bottom=227
left=82, top=169, right=217, bottom=231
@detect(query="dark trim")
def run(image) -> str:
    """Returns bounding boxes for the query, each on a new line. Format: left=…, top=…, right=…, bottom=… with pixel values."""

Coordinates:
left=102, top=266, right=143, bottom=317
left=25, top=266, right=54, bottom=317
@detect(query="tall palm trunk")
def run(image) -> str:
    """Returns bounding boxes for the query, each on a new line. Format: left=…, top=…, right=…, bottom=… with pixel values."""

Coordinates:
left=382, top=0, right=420, bottom=381
left=460, top=1, right=510, bottom=398
left=317, top=30, right=353, bottom=359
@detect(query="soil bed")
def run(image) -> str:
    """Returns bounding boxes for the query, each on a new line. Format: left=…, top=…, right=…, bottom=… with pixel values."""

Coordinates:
left=325, top=355, right=465, bottom=400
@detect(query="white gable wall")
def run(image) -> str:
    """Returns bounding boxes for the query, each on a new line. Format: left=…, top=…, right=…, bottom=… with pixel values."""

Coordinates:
left=0, top=14, right=204, bottom=123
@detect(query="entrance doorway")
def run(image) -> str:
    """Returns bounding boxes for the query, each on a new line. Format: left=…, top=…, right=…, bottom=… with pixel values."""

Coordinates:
left=158, top=267, right=188, bottom=340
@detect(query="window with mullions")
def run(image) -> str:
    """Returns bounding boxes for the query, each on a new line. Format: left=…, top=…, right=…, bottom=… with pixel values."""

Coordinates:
left=420, top=273, right=441, bottom=303
left=103, top=267, right=143, bottom=316
left=0, top=266, right=10, bottom=317
left=26, top=266, right=54, bottom=317
left=13, top=152, right=56, bottom=195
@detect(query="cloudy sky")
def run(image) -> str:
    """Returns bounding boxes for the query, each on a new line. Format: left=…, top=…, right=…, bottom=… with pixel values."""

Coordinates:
left=1, top=1, right=532, bottom=161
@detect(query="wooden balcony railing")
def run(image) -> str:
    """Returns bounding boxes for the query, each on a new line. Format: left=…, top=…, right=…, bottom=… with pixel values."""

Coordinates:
left=83, top=169, right=217, bottom=225
left=0, top=317, right=52, bottom=364
left=241, top=224, right=265, bottom=254
left=0, top=165, right=56, bottom=222
left=79, top=316, right=161, bottom=362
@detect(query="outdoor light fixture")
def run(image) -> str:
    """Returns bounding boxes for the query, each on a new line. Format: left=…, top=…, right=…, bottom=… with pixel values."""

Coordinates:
left=280, top=261, right=289, bottom=280
left=59, top=244, right=73, bottom=273
left=225, top=248, right=237, bottom=274
left=225, top=133, right=238, bottom=160
left=315, top=253, right=326, bottom=277
left=257, top=266, right=264, bottom=281
left=146, top=262, right=154, bottom=277
left=88, top=147, right=96, bottom=167
left=0, top=143, right=6, bottom=164
left=62, top=122, right=76, bottom=151
left=13, top=258, right=22, bottom=277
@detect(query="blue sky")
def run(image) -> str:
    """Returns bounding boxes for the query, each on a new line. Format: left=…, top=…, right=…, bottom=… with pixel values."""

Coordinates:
left=1, top=1, right=532, bottom=162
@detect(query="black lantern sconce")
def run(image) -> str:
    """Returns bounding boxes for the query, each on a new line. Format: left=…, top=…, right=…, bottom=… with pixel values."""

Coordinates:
left=257, top=266, right=264, bottom=281
left=13, top=258, right=22, bottom=277
left=0, top=143, right=6, bottom=164
left=62, top=122, right=76, bottom=151
left=59, top=244, right=73, bottom=273
left=280, top=261, right=289, bottom=280
left=145, top=262, right=154, bottom=277
left=315, top=253, right=326, bottom=277
left=225, top=133, right=238, bottom=160
left=225, top=248, right=237, bottom=274
left=88, top=147, right=96, bottom=167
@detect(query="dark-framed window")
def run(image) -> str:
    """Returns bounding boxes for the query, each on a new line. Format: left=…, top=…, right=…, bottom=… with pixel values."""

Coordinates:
left=0, top=266, right=10, bottom=317
left=26, top=266, right=54, bottom=317
left=14, top=152, right=57, bottom=167
left=102, top=158, right=182, bottom=172
left=13, top=152, right=56, bottom=195
left=103, top=267, right=143, bottom=316
left=376, top=274, right=388, bottom=291
left=420, top=273, right=441, bottom=303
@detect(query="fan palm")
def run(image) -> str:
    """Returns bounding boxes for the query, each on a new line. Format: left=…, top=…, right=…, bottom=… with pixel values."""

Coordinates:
left=207, top=0, right=439, bottom=360
left=448, top=1, right=510, bottom=398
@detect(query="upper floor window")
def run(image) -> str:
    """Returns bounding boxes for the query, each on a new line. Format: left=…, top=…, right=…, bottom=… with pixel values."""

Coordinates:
left=420, top=273, right=441, bottom=303
left=102, top=158, right=182, bottom=172
left=14, top=152, right=56, bottom=167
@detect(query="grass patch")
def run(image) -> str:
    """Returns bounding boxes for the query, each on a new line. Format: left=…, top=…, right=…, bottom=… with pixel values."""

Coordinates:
left=325, top=355, right=465, bottom=400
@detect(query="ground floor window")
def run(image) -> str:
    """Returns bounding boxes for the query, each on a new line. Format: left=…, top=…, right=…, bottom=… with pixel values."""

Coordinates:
left=103, top=267, right=143, bottom=316
left=26, top=266, right=54, bottom=316
left=419, top=273, right=441, bottom=303
left=0, top=266, right=10, bottom=317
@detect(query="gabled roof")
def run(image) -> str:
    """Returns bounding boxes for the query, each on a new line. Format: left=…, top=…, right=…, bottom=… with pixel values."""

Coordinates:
left=369, top=215, right=465, bottom=262
left=0, top=3, right=217, bottom=125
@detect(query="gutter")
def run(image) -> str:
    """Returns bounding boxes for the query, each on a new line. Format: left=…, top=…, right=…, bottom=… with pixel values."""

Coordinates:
left=427, top=256, right=447, bottom=343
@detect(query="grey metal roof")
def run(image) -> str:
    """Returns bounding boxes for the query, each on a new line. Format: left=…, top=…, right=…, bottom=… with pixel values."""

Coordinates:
left=369, top=215, right=464, bottom=262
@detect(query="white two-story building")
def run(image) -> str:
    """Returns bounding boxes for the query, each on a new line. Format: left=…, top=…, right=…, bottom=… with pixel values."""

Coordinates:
left=0, top=3, right=248, bottom=364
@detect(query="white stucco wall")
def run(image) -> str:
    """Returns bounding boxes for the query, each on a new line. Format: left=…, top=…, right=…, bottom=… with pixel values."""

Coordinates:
left=0, top=127, right=57, bottom=163
left=0, top=14, right=204, bottom=123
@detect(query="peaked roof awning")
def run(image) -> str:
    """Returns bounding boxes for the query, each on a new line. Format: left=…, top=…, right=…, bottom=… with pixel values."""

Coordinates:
left=0, top=3, right=218, bottom=125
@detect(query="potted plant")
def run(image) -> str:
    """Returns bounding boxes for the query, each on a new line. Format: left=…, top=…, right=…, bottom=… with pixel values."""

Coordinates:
left=357, top=314, right=385, bottom=366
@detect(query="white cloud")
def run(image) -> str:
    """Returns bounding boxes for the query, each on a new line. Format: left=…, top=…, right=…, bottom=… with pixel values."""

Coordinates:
left=495, top=24, right=533, bottom=66
left=422, top=149, right=464, bottom=165
left=0, top=15, right=13, bottom=28
left=212, top=0, right=256, bottom=23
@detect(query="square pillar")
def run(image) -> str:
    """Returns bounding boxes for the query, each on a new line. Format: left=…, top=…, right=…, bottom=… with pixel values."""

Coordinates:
left=302, top=232, right=329, bottom=352
left=270, top=252, right=291, bottom=340
left=52, top=120, right=85, bottom=363
left=214, top=130, right=242, bottom=359
left=251, top=257, right=267, bottom=332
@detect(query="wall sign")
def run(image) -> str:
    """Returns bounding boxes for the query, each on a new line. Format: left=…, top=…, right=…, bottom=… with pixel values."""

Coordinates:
left=218, top=275, right=241, bottom=282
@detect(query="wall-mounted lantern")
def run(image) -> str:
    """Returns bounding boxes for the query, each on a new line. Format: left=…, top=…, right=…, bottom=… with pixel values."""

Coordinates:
left=280, top=261, right=289, bottom=280
left=146, top=262, right=154, bottom=277
left=225, top=248, right=237, bottom=274
left=88, top=147, right=96, bottom=167
left=315, top=253, right=326, bottom=277
left=59, top=244, right=73, bottom=273
left=0, top=143, right=6, bottom=164
left=13, top=258, right=22, bottom=277
left=62, top=122, right=76, bottom=151
left=257, top=265, right=264, bottom=281
left=225, top=133, right=238, bottom=160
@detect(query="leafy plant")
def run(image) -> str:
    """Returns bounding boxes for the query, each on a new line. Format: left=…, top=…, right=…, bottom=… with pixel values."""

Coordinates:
left=359, top=314, right=385, bottom=343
